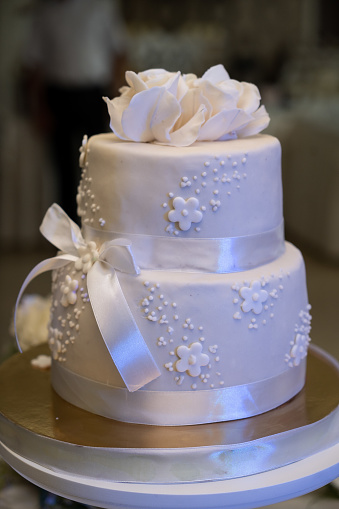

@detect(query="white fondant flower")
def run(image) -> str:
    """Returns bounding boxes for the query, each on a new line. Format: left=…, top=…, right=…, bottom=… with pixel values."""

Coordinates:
left=48, top=327, right=63, bottom=360
left=239, top=280, right=268, bottom=314
left=195, top=65, right=270, bottom=140
left=175, top=342, right=210, bottom=377
left=74, top=241, right=99, bottom=273
left=31, top=354, right=52, bottom=370
left=9, top=294, right=51, bottom=351
left=104, top=65, right=269, bottom=147
left=60, top=275, right=78, bottom=307
left=168, top=197, right=203, bottom=231
left=79, top=134, right=88, bottom=168
left=76, top=187, right=86, bottom=217
left=288, top=333, right=309, bottom=367
left=104, top=69, right=206, bottom=147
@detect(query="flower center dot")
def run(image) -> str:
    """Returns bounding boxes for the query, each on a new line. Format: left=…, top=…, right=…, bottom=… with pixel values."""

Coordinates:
left=188, top=354, right=196, bottom=365
left=252, top=293, right=259, bottom=302
left=181, top=209, right=188, bottom=217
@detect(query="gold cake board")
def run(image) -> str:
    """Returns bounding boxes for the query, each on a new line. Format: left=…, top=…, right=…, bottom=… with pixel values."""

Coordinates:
left=0, top=344, right=339, bottom=509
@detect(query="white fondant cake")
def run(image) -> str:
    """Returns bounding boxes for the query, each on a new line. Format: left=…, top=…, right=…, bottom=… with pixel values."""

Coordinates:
left=27, top=66, right=312, bottom=425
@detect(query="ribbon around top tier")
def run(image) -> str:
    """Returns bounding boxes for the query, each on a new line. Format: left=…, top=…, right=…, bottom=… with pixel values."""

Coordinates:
left=83, top=220, right=285, bottom=273
left=14, top=203, right=161, bottom=392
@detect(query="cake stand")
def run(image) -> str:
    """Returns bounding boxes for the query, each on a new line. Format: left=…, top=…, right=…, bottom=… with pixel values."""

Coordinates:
left=1, top=343, right=339, bottom=509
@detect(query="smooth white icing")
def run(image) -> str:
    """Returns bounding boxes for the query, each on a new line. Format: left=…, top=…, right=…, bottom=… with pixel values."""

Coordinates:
left=77, top=133, right=282, bottom=239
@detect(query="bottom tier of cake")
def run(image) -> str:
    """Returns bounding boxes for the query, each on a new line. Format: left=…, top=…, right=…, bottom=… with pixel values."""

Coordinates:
left=48, top=241, right=311, bottom=425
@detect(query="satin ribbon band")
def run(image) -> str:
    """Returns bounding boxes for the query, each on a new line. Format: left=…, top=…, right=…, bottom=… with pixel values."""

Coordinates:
left=83, top=220, right=285, bottom=273
left=51, top=359, right=306, bottom=426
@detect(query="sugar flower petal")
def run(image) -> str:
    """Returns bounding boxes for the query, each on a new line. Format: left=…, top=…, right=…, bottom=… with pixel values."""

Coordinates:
left=237, top=105, right=270, bottom=138
left=200, top=64, right=231, bottom=84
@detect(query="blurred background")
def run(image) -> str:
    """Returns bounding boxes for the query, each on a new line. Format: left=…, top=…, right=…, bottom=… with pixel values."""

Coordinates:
left=0, top=1, right=339, bottom=506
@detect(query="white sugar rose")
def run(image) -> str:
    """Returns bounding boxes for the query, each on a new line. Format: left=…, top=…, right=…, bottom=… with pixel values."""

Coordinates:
left=195, top=65, right=270, bottom=140
left=104, top=65, right=270, bottom=147
left=104, top=69, right=206, bottom=147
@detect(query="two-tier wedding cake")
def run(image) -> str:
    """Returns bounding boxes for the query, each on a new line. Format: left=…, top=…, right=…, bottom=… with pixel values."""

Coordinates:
left=18, top=65, right=312, bottom=426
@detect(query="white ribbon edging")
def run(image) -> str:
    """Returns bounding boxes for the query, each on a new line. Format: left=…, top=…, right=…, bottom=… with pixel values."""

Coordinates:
left=51, top=358, right=306, bottom=425
left=15, top=203, right=161, bottom=392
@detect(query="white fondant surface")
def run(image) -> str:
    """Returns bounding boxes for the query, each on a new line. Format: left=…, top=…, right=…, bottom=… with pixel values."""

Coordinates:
left=77, top=134, right=282, bottom=239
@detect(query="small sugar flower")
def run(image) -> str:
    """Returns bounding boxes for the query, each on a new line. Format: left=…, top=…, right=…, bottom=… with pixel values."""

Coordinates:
left=74, top=241, right=99, bottom=273
left=239, top=280, right=268, bottom=314
left=60, top=275, right=79, bottom=307
left=175, top=341, right=210, bottom=377
left=31, top=355, right=52, bottom=370
left=287, top=333, right=310, bottom=367
left=168, top=197, right=203, bottom=231
left=48, top=327, right=63, bottom=360
left=79, top=135, right=88, bottom=168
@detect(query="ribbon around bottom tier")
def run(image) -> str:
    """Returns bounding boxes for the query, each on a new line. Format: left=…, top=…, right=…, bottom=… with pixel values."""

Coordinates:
left=51, top=359, right=307, bottom=426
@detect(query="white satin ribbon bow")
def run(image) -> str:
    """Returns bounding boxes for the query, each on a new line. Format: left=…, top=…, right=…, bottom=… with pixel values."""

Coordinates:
left=15, top=203, right=161, bottom=392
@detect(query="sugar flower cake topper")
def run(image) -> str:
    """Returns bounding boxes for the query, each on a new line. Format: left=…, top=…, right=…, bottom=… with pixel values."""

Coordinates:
left=104, top=65, right=270, bottom=146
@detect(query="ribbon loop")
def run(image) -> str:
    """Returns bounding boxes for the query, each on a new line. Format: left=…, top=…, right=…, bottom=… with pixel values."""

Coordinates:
left=40, top=203, right=85, bottom=256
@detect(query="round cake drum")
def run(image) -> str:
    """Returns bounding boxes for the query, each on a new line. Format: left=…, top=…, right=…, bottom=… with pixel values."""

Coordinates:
left=0, top=344, right=339, bottom=487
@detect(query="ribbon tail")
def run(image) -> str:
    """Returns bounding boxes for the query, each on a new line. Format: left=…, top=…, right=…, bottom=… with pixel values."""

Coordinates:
left=87, top=261, right=161, bottom=392
left=14, top=254, right=77, bottom=353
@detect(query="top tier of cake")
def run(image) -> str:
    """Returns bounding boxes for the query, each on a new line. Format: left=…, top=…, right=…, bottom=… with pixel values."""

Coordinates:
left=77, top=133, right=282, bottom=242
